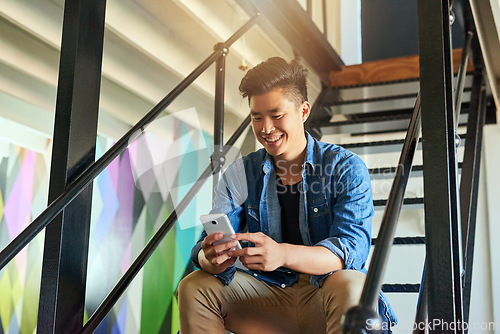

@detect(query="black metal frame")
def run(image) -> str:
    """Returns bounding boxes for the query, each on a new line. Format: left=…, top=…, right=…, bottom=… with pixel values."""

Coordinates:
left=37, top=1, right=106, bottom=332
left=418, top=0, right=464, bottom=330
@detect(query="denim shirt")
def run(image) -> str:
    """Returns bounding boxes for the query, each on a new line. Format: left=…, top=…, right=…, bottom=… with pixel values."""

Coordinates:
left=190, top=132, right=397, bottom=326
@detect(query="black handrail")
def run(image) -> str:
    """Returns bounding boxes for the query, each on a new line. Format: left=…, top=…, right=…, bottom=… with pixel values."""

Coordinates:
left=81, top=115, right=251, bottom=333
left=365, top=93, right=421, bottom=308
left=342, top=92, right=422, bottom=332
left=0, top=13, right=261, bottom=271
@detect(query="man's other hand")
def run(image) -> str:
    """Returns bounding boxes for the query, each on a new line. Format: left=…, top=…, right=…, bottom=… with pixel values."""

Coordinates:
left=228, top=232, right=285, bottom=272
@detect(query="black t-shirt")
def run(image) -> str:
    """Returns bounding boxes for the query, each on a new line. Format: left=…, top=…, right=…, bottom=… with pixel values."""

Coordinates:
left=277, top=177, right=304, bottom=245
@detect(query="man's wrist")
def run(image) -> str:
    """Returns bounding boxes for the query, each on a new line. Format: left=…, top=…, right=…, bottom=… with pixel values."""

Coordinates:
left=280, top=243, right=292, bottom=268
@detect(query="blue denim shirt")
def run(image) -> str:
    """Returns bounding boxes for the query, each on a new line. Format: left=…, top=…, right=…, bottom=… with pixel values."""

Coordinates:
left=190, top=132, right=397, bottom=326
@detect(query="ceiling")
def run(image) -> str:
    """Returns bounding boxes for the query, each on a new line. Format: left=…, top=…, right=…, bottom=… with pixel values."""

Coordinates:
left=0, top=0, right=325, bottom=154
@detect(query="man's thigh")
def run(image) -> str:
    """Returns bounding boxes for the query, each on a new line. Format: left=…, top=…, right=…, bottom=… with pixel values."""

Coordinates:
left=223, top=272, right=325, bottom=334
left=178, top=270, right=325, bottom=334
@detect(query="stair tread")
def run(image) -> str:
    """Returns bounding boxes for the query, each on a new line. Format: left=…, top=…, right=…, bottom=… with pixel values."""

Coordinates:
left=371, top=236, right=426, bottom=245
left=326, top=88, right=471, bottom=107
left=342, top=138, right=413, bottom=148
left=373, top=197, right=423, bottom=206
left=329, top=49, right=471, bottom=88
left=327, top=92, right=418, bottom=106
left=327, top=113, right=411, bottom=126
left=325, top=105, right=470, bottom=126
left=369, top=162, right=463, bottom=175
left=382, top=283, right=420, bottom=293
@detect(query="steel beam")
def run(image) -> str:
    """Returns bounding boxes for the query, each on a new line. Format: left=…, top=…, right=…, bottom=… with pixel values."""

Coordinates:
left=418, top=0, right=464, bottom=331
left=37, top=0, right=106, bottom=333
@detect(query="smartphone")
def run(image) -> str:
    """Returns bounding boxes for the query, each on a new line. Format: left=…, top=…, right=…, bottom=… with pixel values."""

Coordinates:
left=200, top=213, right=242, bottom=250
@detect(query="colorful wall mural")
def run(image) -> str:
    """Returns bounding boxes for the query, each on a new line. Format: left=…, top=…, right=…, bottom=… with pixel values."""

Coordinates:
left=0, top=116, right=212, bottom=333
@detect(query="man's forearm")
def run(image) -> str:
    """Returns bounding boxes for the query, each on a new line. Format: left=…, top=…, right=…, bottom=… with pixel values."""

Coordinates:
left=281, top=244, right=344, bottom=275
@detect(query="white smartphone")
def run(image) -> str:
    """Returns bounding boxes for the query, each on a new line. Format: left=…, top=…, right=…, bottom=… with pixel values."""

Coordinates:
left=200, top=213, right=242, bottom=250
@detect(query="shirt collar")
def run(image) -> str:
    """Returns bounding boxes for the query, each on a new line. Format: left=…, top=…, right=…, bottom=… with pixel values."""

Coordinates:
left=303, top=131, right=316, bottom=173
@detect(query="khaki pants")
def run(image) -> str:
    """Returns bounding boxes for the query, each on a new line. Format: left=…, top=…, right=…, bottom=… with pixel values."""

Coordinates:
left=177, top=269, right=365, bottom=334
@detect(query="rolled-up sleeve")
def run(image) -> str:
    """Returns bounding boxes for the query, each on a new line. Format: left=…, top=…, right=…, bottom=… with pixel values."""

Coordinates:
left=311, top=154, right=373, bottom=287
left=189, top=159, right=247, bottom=285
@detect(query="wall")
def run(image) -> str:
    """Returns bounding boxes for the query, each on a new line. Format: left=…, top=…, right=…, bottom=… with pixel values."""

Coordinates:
left=0, top=115, right=213, bottom=333
left=482, top=122, right=500, bottom=330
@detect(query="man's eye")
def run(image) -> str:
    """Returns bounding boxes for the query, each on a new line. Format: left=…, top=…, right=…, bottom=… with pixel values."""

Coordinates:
left=272, top=115, right=283, bottom=119
left=252, top=117, right=262, bottom=121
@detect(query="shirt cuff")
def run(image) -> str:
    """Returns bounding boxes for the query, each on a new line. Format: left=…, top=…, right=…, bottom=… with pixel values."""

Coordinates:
left=310, top=237, right=355, bottom=287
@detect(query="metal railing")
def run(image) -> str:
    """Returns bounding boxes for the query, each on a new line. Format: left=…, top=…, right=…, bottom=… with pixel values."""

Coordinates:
left=342, top=90, right=422, bottom=332
left=0, top=12, right=261, bottom=332
left=342, top=0, right=488, bottom=331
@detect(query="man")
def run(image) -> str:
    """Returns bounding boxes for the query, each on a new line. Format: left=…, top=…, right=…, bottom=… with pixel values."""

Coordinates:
left=178, top=57, right=395, bottom=333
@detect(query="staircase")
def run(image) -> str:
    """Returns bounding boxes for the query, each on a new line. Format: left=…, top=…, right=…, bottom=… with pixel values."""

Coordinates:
left=305, top=45, right=495, bottom=331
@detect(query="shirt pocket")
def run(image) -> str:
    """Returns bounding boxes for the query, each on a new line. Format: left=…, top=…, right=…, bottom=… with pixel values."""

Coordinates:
left=246, top=205, right=260, bottom=232
left=308, top=197, right=331, bottom=219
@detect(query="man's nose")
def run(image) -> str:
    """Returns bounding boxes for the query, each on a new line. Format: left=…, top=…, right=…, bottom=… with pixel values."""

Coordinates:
left=262, top=118, right=275, bottom=134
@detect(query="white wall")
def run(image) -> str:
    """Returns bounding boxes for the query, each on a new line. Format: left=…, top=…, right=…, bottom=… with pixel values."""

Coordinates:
left=482, top=122, right=500, bottom=329
left=340, top=0, right=362, bottom=65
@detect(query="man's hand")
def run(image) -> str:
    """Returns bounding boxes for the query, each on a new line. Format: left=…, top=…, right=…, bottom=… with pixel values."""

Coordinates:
left=229, top=232, right=345, bottom=275
left=227, top=232, right=286, bottom=272
left=199, top=233, right=238, bottom=274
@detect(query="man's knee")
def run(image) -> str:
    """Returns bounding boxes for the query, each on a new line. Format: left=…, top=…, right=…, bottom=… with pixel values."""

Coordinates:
left=177, top=270, right=221, bottom=303
left=321, top=270, right=366, bottom=304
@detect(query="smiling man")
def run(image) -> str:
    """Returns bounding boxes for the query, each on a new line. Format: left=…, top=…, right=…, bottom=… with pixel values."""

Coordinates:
left=177, top=57, right=396, bottom=333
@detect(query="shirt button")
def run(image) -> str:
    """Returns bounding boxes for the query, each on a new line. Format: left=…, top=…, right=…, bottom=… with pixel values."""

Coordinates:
left=281, top=284, right=286, bottom=288
left=253, top=273, right=258, bottom=277
left=313, top=207, right=319, bottom=213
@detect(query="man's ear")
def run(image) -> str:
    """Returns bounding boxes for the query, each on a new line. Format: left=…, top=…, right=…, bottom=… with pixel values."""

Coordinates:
left=301, top=101, right=311, bottom=122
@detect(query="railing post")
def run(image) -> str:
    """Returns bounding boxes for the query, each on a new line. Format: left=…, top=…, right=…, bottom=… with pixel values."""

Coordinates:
left=37, top=0, right=106, bottom=333
left=418, top=0, right=464, bottom=332
left=212, top=43, right=228, bottom=196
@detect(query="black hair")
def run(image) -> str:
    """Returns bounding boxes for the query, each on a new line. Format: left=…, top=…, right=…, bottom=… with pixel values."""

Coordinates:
left=238, top=57, right=308, bottom=105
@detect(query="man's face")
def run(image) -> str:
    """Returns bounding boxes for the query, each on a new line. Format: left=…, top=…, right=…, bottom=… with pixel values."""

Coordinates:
left=249, top=87, right=310, bottom=162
